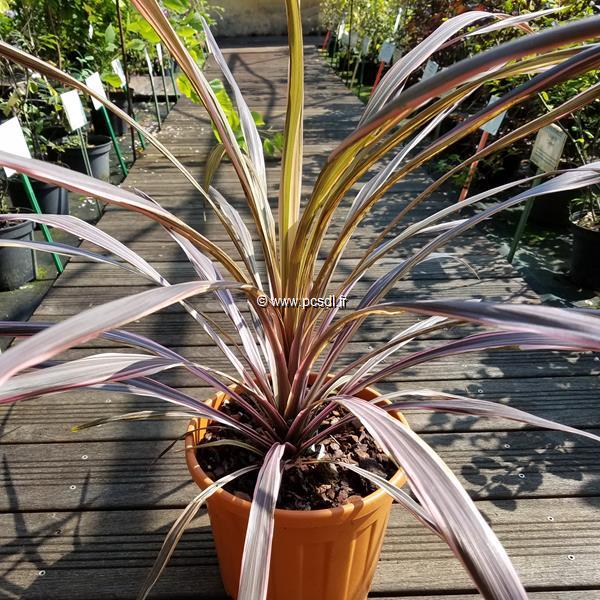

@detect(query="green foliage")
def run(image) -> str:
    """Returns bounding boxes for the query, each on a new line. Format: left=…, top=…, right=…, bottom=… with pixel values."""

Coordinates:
left=0, top=0, right=220, bottom=86
left=0, top=70, right=67, bottom=160
left=210, top=79, right=284, bottom=158
left=320, top=0, right=403, bottom=60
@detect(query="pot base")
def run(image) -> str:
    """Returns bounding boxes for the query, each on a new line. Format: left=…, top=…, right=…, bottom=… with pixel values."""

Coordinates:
left=570, top=216, right=600, bottom=290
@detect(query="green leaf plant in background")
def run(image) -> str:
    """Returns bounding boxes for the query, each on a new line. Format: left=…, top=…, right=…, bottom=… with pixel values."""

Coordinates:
left=204, top=78, right=284, bottom=182
left=0, top=2, right=600, bottom=600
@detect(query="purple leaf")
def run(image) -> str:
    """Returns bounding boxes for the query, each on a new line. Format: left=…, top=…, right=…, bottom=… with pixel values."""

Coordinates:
left=137, top=465, right=258, bottom=600
left=238, top=443, right=286, bottom=600
left=381, top=389, right=600, bottom=444
left=0, top=281, right=247, bottom=385
left=0, top=354, right=180, bottom=404
left=333, top=461, right=440, bottom=535
left=336, top=396, right=527, bottom=599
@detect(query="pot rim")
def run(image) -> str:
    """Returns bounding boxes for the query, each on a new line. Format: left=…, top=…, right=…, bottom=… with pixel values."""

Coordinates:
left=570, top=210, right=600, bottom=233
left=185, top=378, right=408, bottom=524
left=0, top=218, right=34, bottom=236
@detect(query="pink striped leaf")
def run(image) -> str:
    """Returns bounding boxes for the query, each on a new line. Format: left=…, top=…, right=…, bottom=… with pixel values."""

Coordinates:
left=337, top=396, right=527, bottom=599
left=238, top=443, right=286, bottom=600
left=137, top=465, right=259, bottom=600
left=0, top=281, right=250, bottom=385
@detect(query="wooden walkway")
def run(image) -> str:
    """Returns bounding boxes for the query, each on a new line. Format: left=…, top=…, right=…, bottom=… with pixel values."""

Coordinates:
left=1, top=41, right=599, bottom=599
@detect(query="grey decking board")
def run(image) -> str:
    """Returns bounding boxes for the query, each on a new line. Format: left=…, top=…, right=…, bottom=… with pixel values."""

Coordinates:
left=1, top=498, right=600, bottom=598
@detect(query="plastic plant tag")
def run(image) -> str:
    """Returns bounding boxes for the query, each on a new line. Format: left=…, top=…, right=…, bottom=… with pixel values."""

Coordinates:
left=361, top=36, right=371, bottom=55
left=85, top=72, right=108, bottom=110
left=392, top=8, right=402, bottom=34
left=337, top=15, right=346, bottom=38
left=88, top=23, right=94, bottom=39
left=378, top=42, right=395, bottom=64
left=60, top=90, right=87, bottom=132
left=480, top=95, right=507, bottom=136
left=156, top=43, right=163, bottom=63
left=111, top=59, right=126, bottom=88
left=421, top=60, right=439, bottom=81
left=144, top=47, right=154, bottom=77
left=340, top=30, right=349, bottom=46
left=530, top=124, right=567, bottom=173
left=0, top=117, right=31, bottom=177
left=392, top=47, right=403, bottom=63
left=349, top=31, right=359, bottom=49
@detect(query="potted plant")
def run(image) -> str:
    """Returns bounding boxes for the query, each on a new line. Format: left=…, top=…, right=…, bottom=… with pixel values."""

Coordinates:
left=569, top=187, right=600, bottom=289
left=55, top=131, right=113, bottom=181
left=73, top=29, right=131, bottom=137
left=184, top=77, right=285, bottom=186
left=0, top=64, right=73, bottom=214
left=0, top=177, right=35, bottom=291
left=1, top=5, right=600, bottom=600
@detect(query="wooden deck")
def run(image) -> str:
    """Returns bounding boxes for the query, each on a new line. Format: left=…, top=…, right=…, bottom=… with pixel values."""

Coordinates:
left=1, top=42, right=599, bottom=599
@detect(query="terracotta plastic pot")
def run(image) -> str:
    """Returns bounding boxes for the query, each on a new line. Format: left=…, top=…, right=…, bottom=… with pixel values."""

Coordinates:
left=185, top=376, right=408, bottom=600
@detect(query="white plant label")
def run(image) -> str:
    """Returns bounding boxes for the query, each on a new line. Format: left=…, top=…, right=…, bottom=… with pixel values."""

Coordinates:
left=361, top=35, right=371, bottom=55
left=349, top=31, right=359, bottom=49
left=337, top=15, right=346, bottom=38
left=85, top=72, right=108, bottom=110
left=392, top=47, right=403, bottom=63
left=156, top=43, right=163, bottom=63
left=480, top=95, right=507, bottom=136
left=88, top=23, right=94, bottom=39
left=530, top=123, right=567, bottom=173
left=340, top=30, right=349, bottom=46
left=378, top=42, right=395, bottom=64
left=393, top=8, right=402, bottom=34
left=144, top=47, right=154, bottom=77
left=421, top=59, right=439, bottom=81
left=60, top=90, right=87, bottom=132
left=0, top=117, right=31, bottom=177
left=111, top=59, right=126, bottom=88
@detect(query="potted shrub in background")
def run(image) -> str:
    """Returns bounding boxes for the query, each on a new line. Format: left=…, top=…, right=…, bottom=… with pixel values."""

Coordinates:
left=0, top=4, right=600, bottom=600
left=56, top=131, right=113, bottom=181
left=0, top=64, right=72, bottom=214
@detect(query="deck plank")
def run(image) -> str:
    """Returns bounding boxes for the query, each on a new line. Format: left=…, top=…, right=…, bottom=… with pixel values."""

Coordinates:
left=1, top=498, right=599, bottom=599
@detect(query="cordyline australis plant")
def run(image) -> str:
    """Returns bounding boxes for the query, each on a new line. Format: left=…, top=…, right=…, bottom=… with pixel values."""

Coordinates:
left=1, top=2, right=600, bottom=598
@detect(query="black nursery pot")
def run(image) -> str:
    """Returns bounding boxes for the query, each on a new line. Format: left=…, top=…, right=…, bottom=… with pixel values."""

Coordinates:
left=337, top=53, right=356, bottom=73
left=326, top=35, right=337, bottom=57
left=570, top=214, right=600, bottom=290
left=361, top=61, right=382, bottom=86
left=8, top=178, right=69, bottom=216
left=61, top=135, right=112, bottom=181
left=0, top=220, right=35, bottom=291
left=92, top=91, right=127, bottom=137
